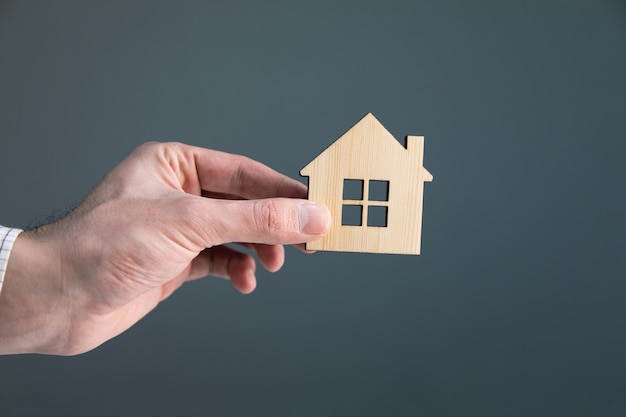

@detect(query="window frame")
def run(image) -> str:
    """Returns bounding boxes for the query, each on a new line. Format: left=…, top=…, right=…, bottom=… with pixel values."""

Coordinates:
left=341, top=178, right=389, bottom=228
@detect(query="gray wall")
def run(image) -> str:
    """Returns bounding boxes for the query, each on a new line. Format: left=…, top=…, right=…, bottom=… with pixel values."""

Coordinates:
left=1, top=1, right=625, bottom=416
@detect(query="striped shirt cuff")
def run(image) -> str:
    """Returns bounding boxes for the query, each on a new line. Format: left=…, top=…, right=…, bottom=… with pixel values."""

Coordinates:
left=0, top=226, right=23, bottom=295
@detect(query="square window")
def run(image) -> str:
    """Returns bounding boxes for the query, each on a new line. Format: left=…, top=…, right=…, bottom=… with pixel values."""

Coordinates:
left=367, top=206, right=388, bottom=227
left=369, top=180, right=389, bottom=201
left=342, top=204, right=363, bottom=226
left=343, top=179, right=364, bottom=200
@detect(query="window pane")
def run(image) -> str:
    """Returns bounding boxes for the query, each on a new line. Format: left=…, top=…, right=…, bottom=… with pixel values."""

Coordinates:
left=369, top=180, right=389, bottom=201
left=343, top=179, right=364, bottom=200
left=367, top=206, right=388, bottom=227
left=342, top=204, right=363, bottom=226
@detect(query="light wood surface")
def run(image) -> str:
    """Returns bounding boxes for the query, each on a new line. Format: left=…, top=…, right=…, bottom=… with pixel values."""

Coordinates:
left=300, top=113, right=432, bottom=254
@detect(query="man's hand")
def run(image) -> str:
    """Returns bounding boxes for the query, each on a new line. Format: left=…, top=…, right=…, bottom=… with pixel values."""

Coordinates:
left=0, top=142, right=331, bottom=355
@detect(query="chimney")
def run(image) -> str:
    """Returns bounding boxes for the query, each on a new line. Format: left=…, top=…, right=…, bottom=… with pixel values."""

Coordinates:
left=406, top=135, right=433, bottom=182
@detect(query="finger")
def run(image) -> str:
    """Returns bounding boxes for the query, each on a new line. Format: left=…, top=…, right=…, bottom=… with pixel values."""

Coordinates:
left=157, top=243, right=270, bottom=301
left=227, top=254, right=257, bottom=294
left=192, top=147, right=308, bottom=199
left=187, top=245, right=257, bottom=294
left=119, top=143, right=307, bottom=200
left=194, top=198, right=331, bottom=247
left=238, top=243, right=285, bottom=272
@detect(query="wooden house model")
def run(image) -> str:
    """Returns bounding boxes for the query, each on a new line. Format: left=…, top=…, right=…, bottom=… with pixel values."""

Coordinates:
left=300, top=113, right=433, bottom=254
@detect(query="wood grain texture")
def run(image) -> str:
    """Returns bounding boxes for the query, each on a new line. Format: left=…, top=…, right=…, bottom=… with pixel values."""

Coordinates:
left=300, top=113, right=432, bottom=254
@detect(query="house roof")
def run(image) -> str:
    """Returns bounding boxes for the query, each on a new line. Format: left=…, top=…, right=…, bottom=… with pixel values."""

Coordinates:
left=300, top=113, right=430, bottom=178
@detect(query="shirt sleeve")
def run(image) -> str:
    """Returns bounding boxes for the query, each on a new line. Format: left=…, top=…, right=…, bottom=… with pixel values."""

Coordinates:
left=0, top=226, right=23, bottom=295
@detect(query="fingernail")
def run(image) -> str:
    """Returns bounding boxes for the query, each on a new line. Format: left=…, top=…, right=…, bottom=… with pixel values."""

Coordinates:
left=298, top=203, right=331, bottom=234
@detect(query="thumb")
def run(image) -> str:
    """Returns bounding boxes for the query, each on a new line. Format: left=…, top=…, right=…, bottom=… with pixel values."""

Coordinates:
left=201, top=198, right=332, bottom=246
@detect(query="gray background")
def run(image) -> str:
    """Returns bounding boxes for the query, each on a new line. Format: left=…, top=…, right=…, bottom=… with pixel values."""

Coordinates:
left=1, top=1, right=625, bottom=416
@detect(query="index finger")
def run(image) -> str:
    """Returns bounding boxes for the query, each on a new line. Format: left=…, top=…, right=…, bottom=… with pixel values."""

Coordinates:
left=193, top=147, right=307, bottom=200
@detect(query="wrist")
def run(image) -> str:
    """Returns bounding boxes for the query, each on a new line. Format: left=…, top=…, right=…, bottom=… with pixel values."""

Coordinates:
left=0, top=229, right=73, bottom=355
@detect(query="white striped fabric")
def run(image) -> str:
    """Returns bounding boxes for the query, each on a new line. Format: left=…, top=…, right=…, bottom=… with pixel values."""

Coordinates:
left=0, top=226, right=23, bottom=295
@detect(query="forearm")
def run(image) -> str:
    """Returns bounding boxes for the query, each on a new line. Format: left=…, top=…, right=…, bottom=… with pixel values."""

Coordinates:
left=0, top=231, right=73, bottom=355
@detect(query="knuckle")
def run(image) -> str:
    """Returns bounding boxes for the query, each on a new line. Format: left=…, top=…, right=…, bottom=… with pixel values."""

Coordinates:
left=135, top=141, right=162, bottom=154
left=160, top=141, right=185, bottom=154
left=230, top=156, right=255, bottom=195
left=136, top=141, right=185, bottom=158
left=253, top=200, right=286, bottom=236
